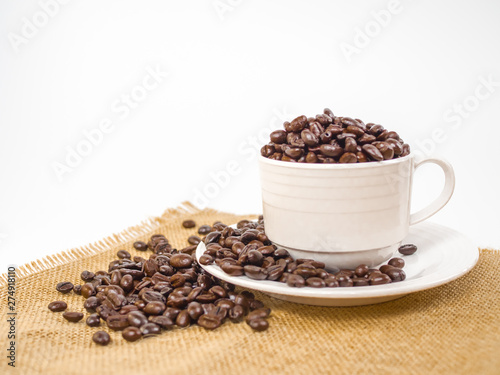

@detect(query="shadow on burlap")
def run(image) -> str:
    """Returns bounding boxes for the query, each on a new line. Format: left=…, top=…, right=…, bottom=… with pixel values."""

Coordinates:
left=1, top=203, right=498, bottom=375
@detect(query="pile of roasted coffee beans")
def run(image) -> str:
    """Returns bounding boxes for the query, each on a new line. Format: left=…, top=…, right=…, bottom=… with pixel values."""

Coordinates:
left=49, top=216, right=418, bottom=346
left=200, top=217, right=416, bottom=288
left=48, top=220, right=271, bottom=346
left=260, top=108, right=410, bottom=163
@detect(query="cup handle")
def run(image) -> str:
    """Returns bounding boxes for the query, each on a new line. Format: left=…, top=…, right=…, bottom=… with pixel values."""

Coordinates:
left=410, top=156, right=455, bottom=225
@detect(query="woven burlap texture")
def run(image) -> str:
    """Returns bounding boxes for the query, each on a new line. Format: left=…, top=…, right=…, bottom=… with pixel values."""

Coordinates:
left=1, top=203, right=499, bottom=375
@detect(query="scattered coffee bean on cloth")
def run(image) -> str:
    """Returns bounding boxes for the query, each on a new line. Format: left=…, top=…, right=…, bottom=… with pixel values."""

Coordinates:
left=49, top=222, right=272, bottom=346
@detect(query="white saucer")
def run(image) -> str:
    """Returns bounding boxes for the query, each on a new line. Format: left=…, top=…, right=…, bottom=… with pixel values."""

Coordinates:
left=196, top=222, right=479, bottom=306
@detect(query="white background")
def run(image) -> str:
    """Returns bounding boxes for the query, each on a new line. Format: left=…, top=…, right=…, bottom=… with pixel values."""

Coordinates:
left=1, top=0, right=499, bottom=271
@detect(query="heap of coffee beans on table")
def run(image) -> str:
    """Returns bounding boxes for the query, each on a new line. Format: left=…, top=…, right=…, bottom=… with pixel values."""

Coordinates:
left=49, top=220, right=272, bottom=346
left=200, top=217, right=414, bottom=287
left=260, top=108, right=410, bottom=163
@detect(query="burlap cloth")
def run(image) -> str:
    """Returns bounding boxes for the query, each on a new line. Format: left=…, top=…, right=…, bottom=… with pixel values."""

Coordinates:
left=1, top=203, right=499, bottom=375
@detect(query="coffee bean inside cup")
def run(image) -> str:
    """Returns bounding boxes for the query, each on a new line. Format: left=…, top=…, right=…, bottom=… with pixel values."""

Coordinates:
left=261, top=108, right=410, bottom=163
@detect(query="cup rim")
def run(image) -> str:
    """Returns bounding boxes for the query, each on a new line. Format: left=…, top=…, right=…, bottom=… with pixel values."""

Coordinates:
left=258, top=152, right=412, bottom=169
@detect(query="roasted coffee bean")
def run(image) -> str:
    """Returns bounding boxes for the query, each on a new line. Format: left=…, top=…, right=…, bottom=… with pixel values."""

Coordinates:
left=233, top=294, right=250, bottom=309
left=133, top=255, right=145, bottom=263
left=163, top=307, right=181, bottom=321
left=167, top=293, right=188, bottom=308
left=266, top=265, right=285, bottom=281
left=337, top=275, right=353, bottom=287
left=352, top=277, right=369, bottom=287
left=84, top=296, right=101, bottom=312
left=86, top=313, right=101, bottom=327
left=309, top=122, right=324, bottom=137
left=388, top=257, right=405, bottom=268
left=140, top=323, right=161, bottom=337
left=96, top=305, right=118, bottom=320
left=270, top=129, right=287, bottom=144
left=48, top=301, right=67, bottom=312
left=170, top=253, right=193, bottom=269
left=133, top=241, right=148, bottom=251
left=399, top=244, right=417, bottom=255
left=324, top=277, right=339, bottom=287
left=205, top=231, right=222, bottom=245
left=386, top=138, right=403, bottom=155
left=198, top=314, right=222, bottom=330
left=149, top=315, right=174, bottom=329
left=247, top=300, right=263, bottom=311
left=247, top=250, right=264, bottom=266
left=386, top=268, right=406, bottom=282
left=362, top=144, right=384, bottom=161
left=62, top=312, right=84, bottom=322
left=305, top=152, right=318, bottom=163
left=324, top=108, right=335, bottom=118
left=355, top=264, right=369, bottom=277
left=358, top=133, right=377, bottom=145
left=117, top=250, right=131, bottom=259
left=379, top=265, right=395, bottom=275
left=246, top=308, right=271, bottom=322
left=81, top=271, right=95, bottom=282
left=141, top=290, right=166, bottom=304
left=110, top=270, right=122, bottom=285
left=143, top=301, right=166, bottom=315
left=107, top=314, right=130, bottom=331
left=176, top=310, right=191, bottom=327
left=72, top=284, right=82, bottom=295
left=180, top=245, right=197, bottom=254
left=170, top=274, right=186, bottom=288
left=221, top=263, right=244, bottom=276
left=374, top=141, right=394, bottom=160
left=339, top=152, right=357, bottom=163
left=244, top=265, right=267, bottom=280
left=122, top=326, right=142, bottom=342
left=228, top=304, right=245, bottom=322
left=182, top=220, right=196, bottom=228
left=284, top=147, right=304, bottom=159
left=286, top=274, right=306, bottom=288
left=195, top=292, right=217, bottom=304
left=120, top=305, right=138, bottom=315
left=247, top=318, right=269, bottom=332
left=301, top=129, right=319, bottom=147
left=261, top=109, right=409, bottom=163
left=185, top=302, right=203, bottom=321
left=199, top=254, right=214, bottom=265
left=119, top=274, right=134, bottom=293
left=198, top=225, right=212, bottom=235
left=356, top=151, right=368, bottom=162
left=261, top=144, right=275, bottom=157
left=320, top=144, right=343, bottom=158
left=305, top=277, right=326, bottom=288
left=127, top=311, right=149, bottom=327
left=188, top=235, right=201, bottom=245
left=92, top=331, right=110, bottom=346
left=56, top=281, right=74, bottom=294
left=370, top=273, right=392, bottom=285
left=208, top=285, right=227, bottom=299
left=216, top=299, right=235, bottom=310
left=289, top=115, right=308, bottom=132
left=344, top=137, right=358, bottom=153
left=108, top=291, right=127, bottom=310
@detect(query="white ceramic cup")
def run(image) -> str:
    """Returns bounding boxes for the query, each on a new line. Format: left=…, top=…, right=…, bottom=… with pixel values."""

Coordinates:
left=259, top=153, right=455, bottom=270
